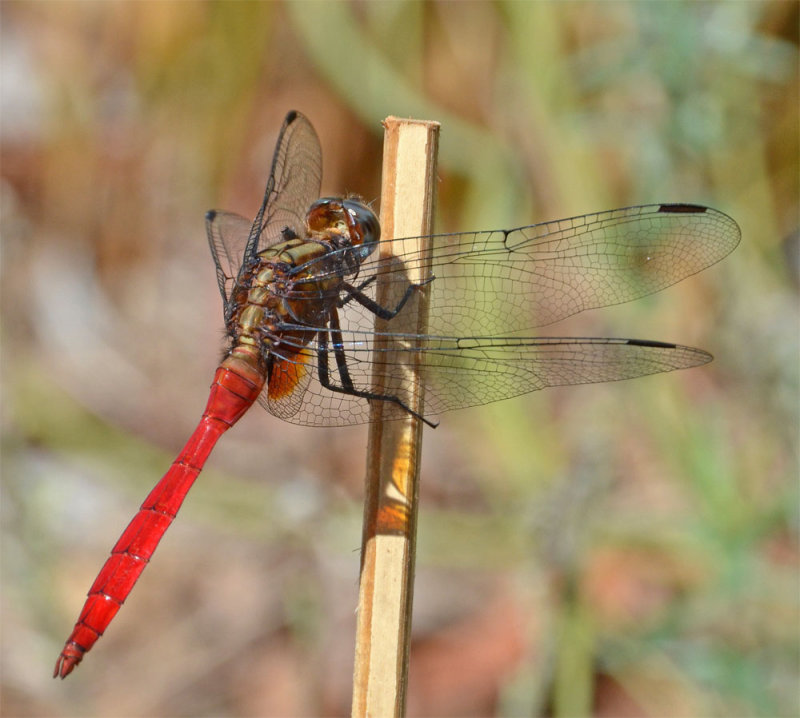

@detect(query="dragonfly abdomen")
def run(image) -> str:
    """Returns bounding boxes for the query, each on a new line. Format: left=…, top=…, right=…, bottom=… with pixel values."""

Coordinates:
left=54, top=357, right=265, bottom=678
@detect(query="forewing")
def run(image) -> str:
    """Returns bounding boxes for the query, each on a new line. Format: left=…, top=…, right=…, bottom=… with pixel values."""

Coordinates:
left=244, top=110, right=322, bottom=264
left=205, top=111, right=322, bottom=322
left=336, top=203, right=741, bottom=336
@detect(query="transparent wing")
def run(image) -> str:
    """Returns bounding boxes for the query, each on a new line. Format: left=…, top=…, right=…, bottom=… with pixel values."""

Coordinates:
left=205, top=210, right=251, bottom=305
left=253, top=203, right=738, bottom=426
left=205, top=110, right=322, bottom=311
left=259, top=329, right=713, bottom=426
left=246, top=110, right=322, bottom=263
left=291, top=203, right=740, bottom=336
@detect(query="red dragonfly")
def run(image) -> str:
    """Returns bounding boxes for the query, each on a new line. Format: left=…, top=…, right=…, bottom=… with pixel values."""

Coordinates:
left=54, top=110, right=739, bottom=677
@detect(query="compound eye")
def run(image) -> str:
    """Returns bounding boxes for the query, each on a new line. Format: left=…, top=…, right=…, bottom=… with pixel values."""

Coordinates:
left=342, top=199, right=380, bottom=256
left=306, top=198, right=339, bottom=233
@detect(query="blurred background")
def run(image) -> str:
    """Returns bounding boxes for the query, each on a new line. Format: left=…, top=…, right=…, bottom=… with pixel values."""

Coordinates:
left=1, top=2, right=797, bottom=716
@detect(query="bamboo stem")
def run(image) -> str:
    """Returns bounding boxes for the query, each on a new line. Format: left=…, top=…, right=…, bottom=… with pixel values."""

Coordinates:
left=351, top=117, right=440, bottom=718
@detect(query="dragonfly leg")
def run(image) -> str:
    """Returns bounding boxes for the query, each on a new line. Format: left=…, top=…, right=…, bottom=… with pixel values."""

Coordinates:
left=339, top=275, right=434, bottom=320
left=338, top=274, right=377, bottom=304
left=317, top=307, right=436, bottom=428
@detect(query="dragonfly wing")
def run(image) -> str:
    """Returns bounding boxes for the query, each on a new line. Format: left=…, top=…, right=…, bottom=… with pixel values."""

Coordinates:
left=259, top=203, right=736, bottom=426
left=245, top=110, right=322, bottom=264
left=412, top=335, right=711, bottom=416
left=205, top=111, right=322, bottom=323
left=340, top=203, right=740, bottom=335
left=205, top=210, right=252, bottom=307
left=258, top=344, right=315, bottom=420
left=259, top=328, right=711, bottom=426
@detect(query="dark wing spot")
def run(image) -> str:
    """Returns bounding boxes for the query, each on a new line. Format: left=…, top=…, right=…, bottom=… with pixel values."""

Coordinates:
left=658, top=204, right=707, bottom=214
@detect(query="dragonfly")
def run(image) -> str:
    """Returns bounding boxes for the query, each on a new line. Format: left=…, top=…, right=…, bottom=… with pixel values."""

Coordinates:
left=54, top=110, right=739, bottom=678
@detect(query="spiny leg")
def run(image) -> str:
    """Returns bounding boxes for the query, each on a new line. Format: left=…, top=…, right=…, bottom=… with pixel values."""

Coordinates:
left=316, top=307, right=436, bottom=428
left=338, top=274, right=434, bottom=319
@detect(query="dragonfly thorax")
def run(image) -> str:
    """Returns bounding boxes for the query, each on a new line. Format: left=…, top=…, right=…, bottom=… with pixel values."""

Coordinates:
left=225, top=231, right=359, bottom=373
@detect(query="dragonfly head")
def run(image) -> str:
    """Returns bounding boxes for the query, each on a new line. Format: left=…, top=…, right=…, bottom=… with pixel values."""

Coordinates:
left=306, top=197, right=380, bottom=262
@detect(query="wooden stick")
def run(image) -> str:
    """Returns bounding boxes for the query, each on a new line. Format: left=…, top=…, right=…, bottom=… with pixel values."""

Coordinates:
left=351, top=117, right=440, bottom=718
